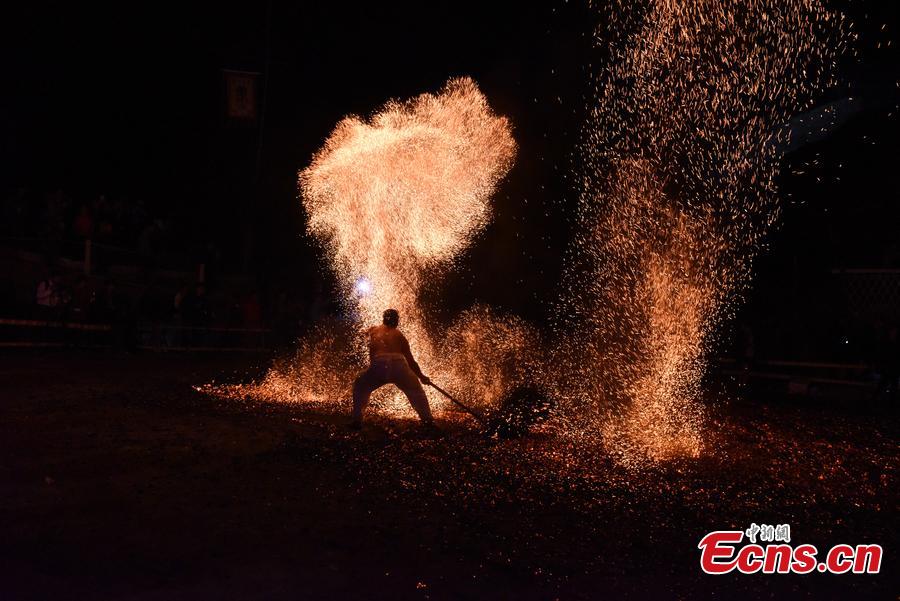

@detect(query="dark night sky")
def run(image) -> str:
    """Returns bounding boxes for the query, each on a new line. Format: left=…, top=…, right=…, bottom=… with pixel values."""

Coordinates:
left=2, top=2, right=586, bottom=197
left=2, top=1, right=898, bottom=327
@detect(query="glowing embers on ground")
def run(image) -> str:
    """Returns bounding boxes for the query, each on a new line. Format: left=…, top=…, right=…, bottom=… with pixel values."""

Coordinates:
left=206, top=305, right=544, bottom=425
left=563, top=0, right=846, bottom=465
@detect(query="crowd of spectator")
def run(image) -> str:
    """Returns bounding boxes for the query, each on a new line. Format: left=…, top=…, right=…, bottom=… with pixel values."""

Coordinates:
left=0, top=185, right=328, bottom=349
left=26, top=267, right=317, bottom=350
left=2, top=186, right=161, bottom=252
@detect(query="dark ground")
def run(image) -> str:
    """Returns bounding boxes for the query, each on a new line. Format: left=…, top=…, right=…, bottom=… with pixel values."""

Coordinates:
left=1, top=352, right=897, bottom=600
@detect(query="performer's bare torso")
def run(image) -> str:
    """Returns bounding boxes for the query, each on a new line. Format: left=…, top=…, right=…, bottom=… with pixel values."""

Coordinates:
left=365, top=324, right=421, bottom=376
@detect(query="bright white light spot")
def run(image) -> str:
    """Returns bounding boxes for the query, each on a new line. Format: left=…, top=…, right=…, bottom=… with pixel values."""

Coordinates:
left=354, top=277, right=372, bottom=296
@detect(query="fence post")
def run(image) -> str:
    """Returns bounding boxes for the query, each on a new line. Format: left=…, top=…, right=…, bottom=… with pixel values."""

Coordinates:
left=84, top=239, right=92, bottom=276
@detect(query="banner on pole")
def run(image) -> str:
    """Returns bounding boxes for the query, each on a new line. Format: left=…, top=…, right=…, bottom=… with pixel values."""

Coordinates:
left=223, top=69, right=259, bottom=121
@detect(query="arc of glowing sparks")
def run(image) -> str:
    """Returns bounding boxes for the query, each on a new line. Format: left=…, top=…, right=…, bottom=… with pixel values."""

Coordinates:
left=297, top=76, right=517, bottom=415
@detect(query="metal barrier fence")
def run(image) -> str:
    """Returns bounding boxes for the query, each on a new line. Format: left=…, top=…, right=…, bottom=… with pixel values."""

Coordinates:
left=0, top=317, right=272, bottom=352
left=832, top=268, right=900, bottom=326
left=716, top=357, right=874, bottom=388
left=0, top=318, right=112, bottom=348
left=136, top=322, right=272, bottom=352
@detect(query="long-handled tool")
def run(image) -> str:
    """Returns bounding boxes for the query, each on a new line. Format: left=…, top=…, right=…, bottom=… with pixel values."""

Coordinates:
left=426, top=382, right=487, bottom=426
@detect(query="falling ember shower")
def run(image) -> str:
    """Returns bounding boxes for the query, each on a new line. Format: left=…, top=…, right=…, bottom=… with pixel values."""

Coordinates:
left=561, top=0, right=847, bottom=463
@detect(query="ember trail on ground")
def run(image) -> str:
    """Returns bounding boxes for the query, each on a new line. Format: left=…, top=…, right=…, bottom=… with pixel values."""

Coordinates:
left=1, top=353, right=895, bottom=599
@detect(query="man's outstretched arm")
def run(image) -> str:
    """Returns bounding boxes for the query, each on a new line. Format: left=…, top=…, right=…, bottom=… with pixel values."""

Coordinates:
left=400, top=336, right=430, bottom=384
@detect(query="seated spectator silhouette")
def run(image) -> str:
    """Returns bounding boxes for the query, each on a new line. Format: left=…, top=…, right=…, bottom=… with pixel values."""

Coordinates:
left=35, top=272, right=60, bottom=320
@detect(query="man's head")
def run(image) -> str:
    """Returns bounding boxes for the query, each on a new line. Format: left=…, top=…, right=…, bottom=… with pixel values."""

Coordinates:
left=382, top=308, right=400, bottom=328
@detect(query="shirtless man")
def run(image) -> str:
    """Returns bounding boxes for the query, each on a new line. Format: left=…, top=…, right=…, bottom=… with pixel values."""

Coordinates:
left=350, top=308, right=436, bottom=430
